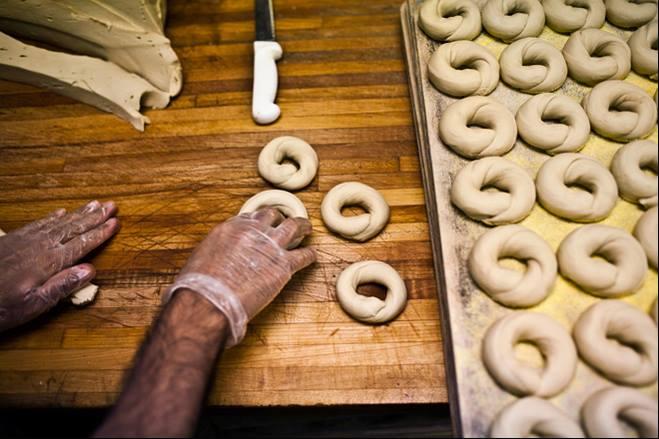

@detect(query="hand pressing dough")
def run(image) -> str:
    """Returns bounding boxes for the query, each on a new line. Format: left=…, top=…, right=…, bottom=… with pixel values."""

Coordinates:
left=516, top=93, right=590, bottom=154
left=490, top=397, right=585, bottom=438
left=536, top=153, right=618, bottom=222
left=321, top=182, right=389, bottom=242
left=557, top=225, right=647, bottom=297
left=239, top=190, right=308, bottom=219
left=634, top=206, right=658, bottom=270
left=543, top=0, right=606, bottom=33
left=562, top=29, right=631, bottom=86
left=610, top=140, right=658, bottom=208
left=628, top=20, right=659, bottom=81
left=582, top=386, right=659, bottom=438
left=418, top=0, right=482, bottom=42
left=438, top=96, right=517, bottom=159
left=427, top=41, right=499, bottom=97
left=451, top=157, right=536, bottom=225
left=582, top=80, right=657, bottom=142
left=605, top=0, right=658, bottom=29
left=499, top=38, right=568, bottom=94
left=257, top=136, right=319, bottom=191
left=336, top=261, right=407, bottom=324
left=482, top=0, right=545, bottom=43
left=469, top=225, right=557, bottom=307
left=574, top=300, right=658, bottom=386
left=482, top=312, right=577, bottom=397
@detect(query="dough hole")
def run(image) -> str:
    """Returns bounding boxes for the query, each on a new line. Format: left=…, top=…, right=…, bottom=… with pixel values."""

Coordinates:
left=340, top=204, right=369, bottom=217
left=356, top=282, right=388, bottom=301
left=514, top=341, right=544, bottom=369
left=498, top=256, right=527, bottom=273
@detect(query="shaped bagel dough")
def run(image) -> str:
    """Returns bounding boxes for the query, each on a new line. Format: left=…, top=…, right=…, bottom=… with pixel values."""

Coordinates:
left=516, top=93, right=590, bottom=154
left=605, top=0, right=658, bottom=29
left=490, top=397, right=585, bottom=438
left=499, top=38, right=568, bottom=93
left=634, top=206, right=658, bottom=270
left=418, top=0, right=482, bottom=42
left=558, top=225, right=647, bottom=297
left=428, top=41, right=499, bottom=97
left=257, top=136, right=319, bottom=191
left=482, top=0, right=545, bottom=42
left=628, top=20, right=659, bottom=81
left=240, top=190, right=308, bottom=219
left=610, top=140, right=658, bottom=208
left=438, top=96, right=517, bottom=158
left=562, top=29, right=631, bottom=86
left=543, top=0, right=606, bottom=33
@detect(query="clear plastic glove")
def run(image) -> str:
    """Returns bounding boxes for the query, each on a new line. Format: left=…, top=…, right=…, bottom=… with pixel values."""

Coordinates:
left=0, top=201, right=120, bottom=332
left=162, top=208, right=316, bottom=347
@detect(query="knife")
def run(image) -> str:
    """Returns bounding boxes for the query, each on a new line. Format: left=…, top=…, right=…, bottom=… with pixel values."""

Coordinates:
left=252, top=0, right=282, bottom=125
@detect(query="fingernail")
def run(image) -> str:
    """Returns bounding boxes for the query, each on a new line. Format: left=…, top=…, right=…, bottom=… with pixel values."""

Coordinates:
left=83, top=200, right=100, bottom=213
left=72, top=266, right=93, bottom=281
left=102, top=201, right=117, bottom=216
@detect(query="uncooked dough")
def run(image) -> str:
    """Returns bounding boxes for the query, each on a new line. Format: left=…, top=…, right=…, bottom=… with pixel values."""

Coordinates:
left=499, top=38, right=568, bottom=94
left=628, top=20, right=659, bottom=81
left=335, top=260, right=407, bottom=324
left=557, top=225, right=647, bottom=297
left=562, top=29, right=631, bottom=86
left=482, top=312, right=577, bottom=397
left=605, top=0, right=658, bottom=29
left=482, top=0, right=545, bottom=43
left=582, top=80, right=658, bottom=142
left=427, top=41, right=499, bottom=97
left=321, top=182, right=389, bottom=242
left=490, top=397, right=585, bottom=438
left=634, top=206, right=658, bottom=270
left=469, top=225, right=557, bottom=308
left=438, top=96, right=517, bottom=159
left=542, top=0, right=606, bottom=33
left=610, top=140, right=658, bottom=208
left=451, top=157, right=535, bottom=225
left=516, top=93, right=590, bottom=154
left=239, top=190, right=308, bottom=219
left=582, top=386, right=659, bottom=438
left=536, top=153, right=618, bottom=222
left=574, top=300, right=658, bottom=386
left=257, top=136, right=319, bottom=191
left=418, top=0, right=482, bottom=42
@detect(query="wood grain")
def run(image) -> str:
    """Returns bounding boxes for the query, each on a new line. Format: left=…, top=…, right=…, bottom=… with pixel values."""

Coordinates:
left=0, top=0, right=446, bottom=407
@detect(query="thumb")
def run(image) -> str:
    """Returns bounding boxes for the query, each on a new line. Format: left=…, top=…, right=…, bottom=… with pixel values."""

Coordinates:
left=287, top=247, right=317, bottom=273
left=31, top=264, right=96, bottom=310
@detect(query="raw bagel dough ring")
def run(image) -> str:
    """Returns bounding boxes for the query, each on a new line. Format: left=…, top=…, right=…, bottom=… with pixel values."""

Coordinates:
left=574, top=300, right=658, bottom=386
left=582, top=80, right=658, bottom=142
left=536, top=153, right=618, bottom=222
left=427, top=41, right=499, bottom=97
left=321, top=182, right=389, bottom=242
left=418, top=0, right=482, bottom=42
left=482, top=0, right=545, bottom=43
left=562, top=29, right=631, bottom=86
left=490, top=397, right=585, bottom=438
left=438, top=96, right=517, bottom=158
left=582, top=386, right=659, bottom=438
left=469, top=225, right=557, bottom=307
left=482, top=312, right=577, bottom=397
left=605, top=0, right=658, bottom=29
left=451, top=157, right=536, bottom=225
left=336, top=261, right=407, bottom=324
left=239, top=189, right=308, bottom=218
left=516, top=93, right=590, bottom=154
left=499, top=38, right=568, bottom=93
left=557, top=225, right=647, bottom=297
left=542, top=0, right=606, bottom=33
left=257, top=136, right=319, bottom=190
left=610, top=140, right=658, bottom=208
left=629, top=20, right=659, bottom=81
left=634, top=206, right=658, bottom=270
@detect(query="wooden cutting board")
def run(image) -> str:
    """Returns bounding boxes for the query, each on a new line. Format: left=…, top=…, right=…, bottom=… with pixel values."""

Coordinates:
left=0, top=0, right=447, bottom=407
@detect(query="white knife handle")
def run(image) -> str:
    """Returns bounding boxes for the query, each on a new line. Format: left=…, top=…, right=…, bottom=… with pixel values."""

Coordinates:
left=252, top=41, right=283, bottom=125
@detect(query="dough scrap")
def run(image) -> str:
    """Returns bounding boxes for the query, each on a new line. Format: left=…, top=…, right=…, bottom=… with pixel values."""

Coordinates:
left=482, top=311, right=577, bottom=397
left=558, top=225, right=647, bottom=297
left=536, top=153, right=618, bottom=222
left=336, top=260, right=407, bottom=324
left=418, top=0, right=482, bottom=42
left=562, top=29, right=631, bottom=86
left=542, top=0, right=606, bottom=33
left=605, top=0, right=658, bottom=29
left=634, top=206, right=658, bottom=270
left=516, top=93, right=590, bottom=154
left=482, top=0, right=545, bottom=43
left=451, top=157, right=535, bottom=225
left=499, top=38, right=568, bottom=94
left=628, top=20, right=659, bottom=81
left=610, top=140, right=658, bottom=208
left=438, top=96, right=517, bottom=159
left=582, top=80, right=657, bottom=142
left=490, top=397, right=585, bottom=438
left=257, top=136, right=319, bottom=191
left=427, top=40, right=499, bottom=97
left=574, top=300, right=658, bottom=386
left=469, top=225, right=557, bottom=308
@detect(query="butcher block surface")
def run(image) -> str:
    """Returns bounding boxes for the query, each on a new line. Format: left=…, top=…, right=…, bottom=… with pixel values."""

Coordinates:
left=0, top=1, right=447, bottom=407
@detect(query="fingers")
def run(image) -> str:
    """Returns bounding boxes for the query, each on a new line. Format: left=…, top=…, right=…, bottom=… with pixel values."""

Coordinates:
left=31, top=263, right=96, bottom=310
left=248, top=207, right=285, bottom=229
left=19, top=208, right=67, bottom=234
left=287, top=246, right=317, bottom=273
left=268, top=217, right=312, bottom=248
left=59, top=218, right=120, bottom=267
left=48, top=201, right=118, bottom=244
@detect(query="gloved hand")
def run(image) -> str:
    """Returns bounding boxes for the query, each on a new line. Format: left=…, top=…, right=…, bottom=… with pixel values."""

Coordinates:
left=162, top=208, right=316, bottom=347
left=0, top=201, right=120, bottom=332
